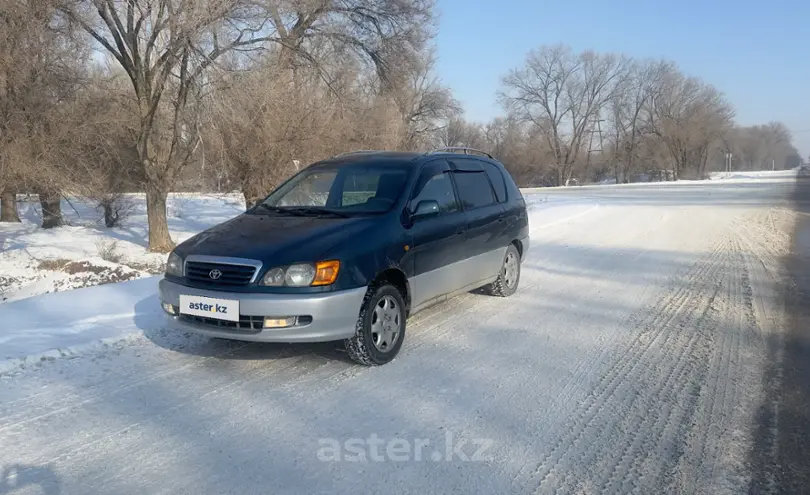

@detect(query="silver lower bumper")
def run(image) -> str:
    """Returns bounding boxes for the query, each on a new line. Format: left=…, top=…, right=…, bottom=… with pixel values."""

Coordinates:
left=158, top=278, right=366, bottom=343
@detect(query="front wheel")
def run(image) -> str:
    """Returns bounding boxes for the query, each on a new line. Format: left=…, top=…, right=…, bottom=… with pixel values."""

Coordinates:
left=485, top=244, right=521, bottom=297
left=345, top=284, right=407, bottom=365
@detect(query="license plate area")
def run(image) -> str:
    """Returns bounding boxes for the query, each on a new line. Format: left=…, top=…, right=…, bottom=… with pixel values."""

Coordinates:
left=179, top=295, right=240, bottom=322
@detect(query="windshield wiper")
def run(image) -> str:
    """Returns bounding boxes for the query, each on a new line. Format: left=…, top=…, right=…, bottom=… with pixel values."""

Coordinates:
left=256, top=204, right=350, bottom=218
left=288, top=207, right=350, bottom=218
left=255, top=204, right=311, bottom=216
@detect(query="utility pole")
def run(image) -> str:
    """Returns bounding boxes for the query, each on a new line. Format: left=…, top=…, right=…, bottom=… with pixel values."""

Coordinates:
left=585, top=118, right=605, bottom=182
left=772, top=159, right=775, bottom=171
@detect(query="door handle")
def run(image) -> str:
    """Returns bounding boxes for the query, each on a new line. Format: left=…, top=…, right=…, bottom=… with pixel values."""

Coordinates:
left=455, top=227, right=465, bottom=235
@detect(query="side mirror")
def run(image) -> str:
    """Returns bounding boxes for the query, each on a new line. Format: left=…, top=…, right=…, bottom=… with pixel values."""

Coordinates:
left=411, top=200, right=440, bottom=220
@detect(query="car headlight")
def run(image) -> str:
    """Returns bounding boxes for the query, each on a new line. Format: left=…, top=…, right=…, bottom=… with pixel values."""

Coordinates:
left=285, top=263, right=317, bottom=286
left=166, top=252, right=184, bottom=277
left=259, top=260, right=340, bottom=287
left=261, top=267, right=286, bottom=286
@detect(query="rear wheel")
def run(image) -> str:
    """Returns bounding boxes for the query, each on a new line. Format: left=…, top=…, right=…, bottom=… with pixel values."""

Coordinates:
left=345, top=284, right=406, bottom=365
left=486, top=244, right=521, bottom=297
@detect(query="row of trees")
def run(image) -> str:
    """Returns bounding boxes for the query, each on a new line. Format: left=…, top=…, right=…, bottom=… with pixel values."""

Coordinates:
left=0, top=1, right=803, bottom=251
left=449, top=45, right=801, bottom=186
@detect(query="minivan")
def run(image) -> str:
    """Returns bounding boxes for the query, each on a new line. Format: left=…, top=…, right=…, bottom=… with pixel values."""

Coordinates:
left=159, top=148, right=529, bottom=365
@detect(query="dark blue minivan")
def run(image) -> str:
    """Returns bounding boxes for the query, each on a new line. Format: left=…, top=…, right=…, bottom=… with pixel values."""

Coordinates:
left=159, top=148, right=530, bottom=365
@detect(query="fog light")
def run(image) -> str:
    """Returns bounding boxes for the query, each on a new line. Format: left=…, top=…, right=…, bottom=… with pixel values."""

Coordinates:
left=263, top=316, right=297, bottom=329
left=162, top=303, right=178, bottom=316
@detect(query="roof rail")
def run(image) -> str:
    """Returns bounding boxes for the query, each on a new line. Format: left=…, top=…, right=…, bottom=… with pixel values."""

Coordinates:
left=426, top=147, right=493, bottom=159
left=332, top=149, right=383, bottom=158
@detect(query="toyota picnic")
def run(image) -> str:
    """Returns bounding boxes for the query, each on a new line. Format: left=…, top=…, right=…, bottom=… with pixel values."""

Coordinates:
left=158, top=148, right=529, bottom=365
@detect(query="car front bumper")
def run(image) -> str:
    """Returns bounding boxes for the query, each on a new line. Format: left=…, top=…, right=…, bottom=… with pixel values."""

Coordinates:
left=158, top=278, right=366, bottom=343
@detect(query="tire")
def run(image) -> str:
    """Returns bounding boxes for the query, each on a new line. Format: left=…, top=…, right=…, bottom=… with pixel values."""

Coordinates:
left=486, top=244, right=521, bottom=297
left=345, top=283, right=407, bottom=366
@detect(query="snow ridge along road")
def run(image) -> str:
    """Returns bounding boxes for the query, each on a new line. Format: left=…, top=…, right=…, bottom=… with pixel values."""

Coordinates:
left=0, top=176, right=801, bottom=495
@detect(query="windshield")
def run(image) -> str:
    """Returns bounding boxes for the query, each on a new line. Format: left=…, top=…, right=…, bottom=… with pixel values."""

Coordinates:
left=259, top=164, right=410, bottom=214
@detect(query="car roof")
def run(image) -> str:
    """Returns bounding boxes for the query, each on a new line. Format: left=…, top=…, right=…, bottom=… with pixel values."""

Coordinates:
left=310, top=150, right=497, bottom=170
left=311, top=151, right=421, bottom=168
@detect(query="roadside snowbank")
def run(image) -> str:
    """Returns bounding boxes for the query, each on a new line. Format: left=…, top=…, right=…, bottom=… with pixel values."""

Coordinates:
left=708, top=169, right=799, bottom=181
left=0, top=277, right=160, bottom=372
left=0, top=193, right=245, bottom=303
left=522, top=168, right=799, bottom=194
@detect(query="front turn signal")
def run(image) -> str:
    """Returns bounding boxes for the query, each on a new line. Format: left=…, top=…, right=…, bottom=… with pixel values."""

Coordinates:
left=312, top=260, right=340, bottom=286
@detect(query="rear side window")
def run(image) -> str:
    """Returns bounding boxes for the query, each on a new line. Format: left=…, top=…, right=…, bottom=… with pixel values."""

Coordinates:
left=453, top=171, right=496, bottom=209
left=483, top=163, right=507, bottom=202
left=410, top=171, right=459, bottom=214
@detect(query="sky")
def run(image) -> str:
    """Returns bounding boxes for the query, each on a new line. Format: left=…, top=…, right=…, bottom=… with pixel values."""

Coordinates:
left=434, top=0, right=810, bottom=158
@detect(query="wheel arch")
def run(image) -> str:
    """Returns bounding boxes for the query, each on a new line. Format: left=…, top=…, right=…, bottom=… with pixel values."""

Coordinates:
left=371, top=268, right=411, bottom=316
left=511, top=238, right=524, bottom=259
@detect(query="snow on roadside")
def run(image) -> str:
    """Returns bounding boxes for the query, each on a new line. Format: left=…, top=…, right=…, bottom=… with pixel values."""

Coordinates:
left=0, top=193, right=245, bottom=303
left=521, top=168, right=799, bottom=194
left=524, top=193, right=601, bottom=231
left=708, top=169, right=799, bottom=181
left=0, top=277, right=160, bottom=373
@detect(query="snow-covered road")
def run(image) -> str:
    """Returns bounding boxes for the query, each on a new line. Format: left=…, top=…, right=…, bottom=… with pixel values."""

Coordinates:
left=0, top=178, right=801, bottom=494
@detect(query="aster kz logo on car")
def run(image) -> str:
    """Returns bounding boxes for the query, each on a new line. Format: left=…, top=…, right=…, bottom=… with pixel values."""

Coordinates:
left=179, top=295, right=239, bottom=322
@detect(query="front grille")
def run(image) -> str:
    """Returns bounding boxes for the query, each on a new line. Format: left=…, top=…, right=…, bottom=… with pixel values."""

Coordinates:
left=180, top=314, right=264, bottom=333
left=185, top=261, right=256, bottom=286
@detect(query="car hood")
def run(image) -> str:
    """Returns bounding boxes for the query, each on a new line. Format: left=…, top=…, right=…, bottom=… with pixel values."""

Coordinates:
left=175, top=212, right=378, bottom=266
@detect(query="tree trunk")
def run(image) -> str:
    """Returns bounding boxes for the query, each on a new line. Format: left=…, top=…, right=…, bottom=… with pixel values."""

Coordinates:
left=39, top=190, right=63, bottom=228
left=242, top=181, right=265, bottom=210
left=103, top=201, right=117, bottom=228
left=145, top=184, right=174, bottom=252
left=0, top=190, right=21, bottom=222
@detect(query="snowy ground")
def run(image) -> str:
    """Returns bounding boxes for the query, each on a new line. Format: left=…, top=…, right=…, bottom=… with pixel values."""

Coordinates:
left=0, top=193, right=246, bottom=304
left=0, top=175, right=802, bottom=494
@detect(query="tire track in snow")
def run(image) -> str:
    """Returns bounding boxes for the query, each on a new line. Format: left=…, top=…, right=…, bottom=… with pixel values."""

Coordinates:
left=522, top=212, right=788, bottom=495
left=729, top=209, right=792, bottom=495
left=566, top=242, right=725, bottom=494
left=518, top=238, right=730, bottom=493
left=673, top=235, right=751, bottom=493
left=0, top=338, right=262, bottom=432
left=632, top=239, right=734, bottom=494
left=678, top=239, right=738, bottom=492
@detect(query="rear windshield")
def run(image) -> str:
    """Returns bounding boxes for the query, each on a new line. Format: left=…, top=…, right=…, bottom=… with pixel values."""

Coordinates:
left=259, top=164, right=410, bottom=214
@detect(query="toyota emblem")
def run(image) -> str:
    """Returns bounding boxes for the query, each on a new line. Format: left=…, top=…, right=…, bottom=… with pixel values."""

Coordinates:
left=209, top=269, right=222, bottom=280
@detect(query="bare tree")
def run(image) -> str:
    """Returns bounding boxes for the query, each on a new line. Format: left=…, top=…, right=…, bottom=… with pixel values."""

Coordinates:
left=1, top=0, right=85, bottom=226
left=59, top=0, right=279, bottom=250
left=499, top=45, right=631, bottom=186
left=718, top=121, right=797, bottom=172
left=391, top=51, right=460, bottom=149
left=201, top=0, right=438, bottom=206
left=646, top=68, right=734, bottom=179
left=606, top=60, right=669, bottom=183
left=266, top=0, right=433, bottom=85
left=440, top=117, right=484, bottom=149
left=210, top=64, right=329, bottom=207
